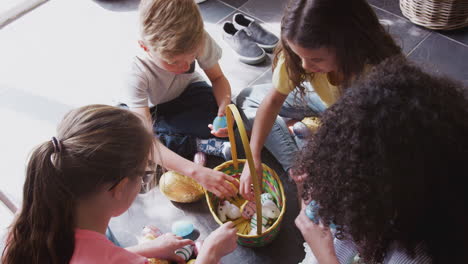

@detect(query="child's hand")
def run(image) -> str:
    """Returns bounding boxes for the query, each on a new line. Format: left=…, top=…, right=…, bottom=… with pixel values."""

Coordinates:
left=193, top=165, right=238, bottom=198
left=134, top=233, right=194, bottom=262
left=239, top=159, right=263, bottom=201
left=198, top=222, right=238, bottom=262
left=209, top=111, right=228, bottom=138
left=289, top=169, right=308, bottom=184
left=295, top=204, right=339, bottom=264
left=217, top=106, right=226, bottom=117
left=208, top=124, right=229, bottom=138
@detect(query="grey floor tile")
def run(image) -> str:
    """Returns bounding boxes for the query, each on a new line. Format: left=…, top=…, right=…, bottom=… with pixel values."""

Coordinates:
left=371, top=0, right=468, bottom=48
left=240, top=0, right=286, bottom=31
left=367, top=0, right=404, bottom=18
left=441, top=27, right=468, bottom=47
left=198, top=0, right=235, bottom=24
left=92, top=0, right=140, bottom=12
left=374, top=7, right=431, bottom=54
left=370, top=0, right=468, bottom=48
left=219, top=0, right=249, bottom=8
left=409, top=33, right=468, bottom=84
left=250, top=68, right=273, bottom=86
left=223, top=53, right=273, bottom=97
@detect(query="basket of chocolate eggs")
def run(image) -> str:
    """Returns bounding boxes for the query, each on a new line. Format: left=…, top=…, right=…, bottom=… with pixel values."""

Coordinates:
left=205, top=104, right=286, bottom=247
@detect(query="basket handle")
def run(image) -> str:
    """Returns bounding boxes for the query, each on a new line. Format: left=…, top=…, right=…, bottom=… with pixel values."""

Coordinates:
left=225, top=104, right=263, bottom=236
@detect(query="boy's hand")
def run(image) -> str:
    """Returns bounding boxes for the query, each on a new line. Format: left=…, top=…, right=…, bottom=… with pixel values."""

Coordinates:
left=239, top=159, right=263, bottom=201
left=208, top=124, right=228, bottom=138
left=295, top=204, right=339, bottom=264
left=209, top=109, right=228, bottom=138
left=217, top=106, right=226, bottom=117
left=134, top=233, right=194, bottom=262
left=193, top=165, right=238, bottom=198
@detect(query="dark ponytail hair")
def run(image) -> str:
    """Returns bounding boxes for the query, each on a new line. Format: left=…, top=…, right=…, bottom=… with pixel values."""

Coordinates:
left=2, top=105, right=155, bottom=264
left=274, top=0, right=402, bottom=94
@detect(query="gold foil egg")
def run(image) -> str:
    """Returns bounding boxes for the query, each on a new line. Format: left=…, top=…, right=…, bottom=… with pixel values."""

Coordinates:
left=147, top=258, right=169, bottom=264
left=159, top=171, right=205, bottom=203
left=301, top=117, right=321, bottom=133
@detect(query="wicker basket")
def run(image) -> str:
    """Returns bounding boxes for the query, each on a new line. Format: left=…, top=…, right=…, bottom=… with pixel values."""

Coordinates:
left=205, top=104, right=286, bottom=247
left=400, top=0, right=468, bottom=30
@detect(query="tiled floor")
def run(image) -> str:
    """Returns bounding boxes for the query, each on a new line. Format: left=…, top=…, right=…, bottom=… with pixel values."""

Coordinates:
left=0, top=0, right=467, bottom=263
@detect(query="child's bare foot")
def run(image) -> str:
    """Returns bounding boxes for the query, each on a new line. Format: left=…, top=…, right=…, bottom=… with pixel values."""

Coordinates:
left=292, top=121, right=313, bottom=139
left=289, top=168, right=308, bottom=205
left=194, top=152, right=207, bottom=166
left=286, top=119, right=300, bottom=135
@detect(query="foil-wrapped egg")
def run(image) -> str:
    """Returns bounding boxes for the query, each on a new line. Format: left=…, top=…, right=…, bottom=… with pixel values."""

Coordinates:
left=159, top=171, right=205, bottom=203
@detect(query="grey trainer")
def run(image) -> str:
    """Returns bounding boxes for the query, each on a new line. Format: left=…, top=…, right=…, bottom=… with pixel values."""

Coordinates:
left=222, top=22, right=266, bottom=65
left=233, top=13, right=279, bottom=52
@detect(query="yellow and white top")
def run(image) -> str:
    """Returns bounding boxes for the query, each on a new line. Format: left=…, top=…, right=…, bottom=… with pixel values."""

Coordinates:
left=272, top=55, right=340, bottom=107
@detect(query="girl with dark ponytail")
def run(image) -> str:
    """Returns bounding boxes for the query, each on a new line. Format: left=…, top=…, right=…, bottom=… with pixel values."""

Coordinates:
left=2, top=104, right=238, bottom=264
left=236, top=0, right=402, bottom=201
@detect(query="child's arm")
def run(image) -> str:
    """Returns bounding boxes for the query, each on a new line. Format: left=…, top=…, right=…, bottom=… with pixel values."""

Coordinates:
left=239, top=88, right=288, bottom=201
left=126, top=233, right=193, bottom=262
left=204, top=63, right=231, bottom=138
left=131, top=107, right=238, bottom=198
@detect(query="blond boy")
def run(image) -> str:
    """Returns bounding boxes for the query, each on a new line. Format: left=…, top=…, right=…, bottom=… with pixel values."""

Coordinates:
left=121, top=0, right=237, bottom=198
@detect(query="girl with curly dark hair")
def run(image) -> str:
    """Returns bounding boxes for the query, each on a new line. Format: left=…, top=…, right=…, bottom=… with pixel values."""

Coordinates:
left=236, top=0, right=402, bottom=201
left=295, top=56, right=468, bottom=263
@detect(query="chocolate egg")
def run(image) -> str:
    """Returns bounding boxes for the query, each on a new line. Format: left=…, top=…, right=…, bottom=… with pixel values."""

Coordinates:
left=172, top=220, right=194, bottom=237
left=213, top=116, right=227, bottom=131
left=159, top=171, right=204, bottom=203
left=147, top=258, right=169, bottom=264
left=175, top=245, right=194, bottom=261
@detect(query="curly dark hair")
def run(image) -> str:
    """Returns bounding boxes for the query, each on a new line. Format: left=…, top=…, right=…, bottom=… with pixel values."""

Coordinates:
left=298, top=56, right=468, bottom=263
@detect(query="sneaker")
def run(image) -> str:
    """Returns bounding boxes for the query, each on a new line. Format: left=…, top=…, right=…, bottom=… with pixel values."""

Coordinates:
left=194, top=0, right=207, bottom=3
left=196, top=138, right=232, bottom=160
left=222, top=22, right=266, bottom=65
left=233, top=13, right=279, bottom=52
left=221, top=141, right=232, bottom=161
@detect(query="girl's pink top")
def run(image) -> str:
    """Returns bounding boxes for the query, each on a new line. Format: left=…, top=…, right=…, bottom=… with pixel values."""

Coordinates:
left=70, top=229, right=148, bottom=264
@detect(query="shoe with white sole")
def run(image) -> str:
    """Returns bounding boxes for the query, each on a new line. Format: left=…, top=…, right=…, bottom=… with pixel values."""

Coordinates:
left=222, top=22, right=266, bottom=65
left=233, top=13, right=279, bottom=52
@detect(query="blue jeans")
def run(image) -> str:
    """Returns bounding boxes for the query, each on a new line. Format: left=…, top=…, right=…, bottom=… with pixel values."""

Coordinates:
left=151, top=81, right=218, bottom=160
left=235, top=83, right=326, bottom=171
left=106, top=227, right=121, bottom=247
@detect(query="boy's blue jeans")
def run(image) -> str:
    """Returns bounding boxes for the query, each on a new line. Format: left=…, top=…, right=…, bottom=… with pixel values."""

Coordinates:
left=151, top=81, right=218, bottom=160
left=235, top=83, right=326, bottom=172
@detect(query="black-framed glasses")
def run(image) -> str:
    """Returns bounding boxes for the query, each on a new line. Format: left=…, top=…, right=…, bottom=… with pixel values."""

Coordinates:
left=108, top=161, right=156, bottom=191
left=141, top=170, right=155, bottom=185
left=107, top=170, right=156, bottom=191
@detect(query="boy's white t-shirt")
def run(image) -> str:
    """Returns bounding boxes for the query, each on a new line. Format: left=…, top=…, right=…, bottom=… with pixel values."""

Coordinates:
left=121, top=31, right=222, bottom=108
